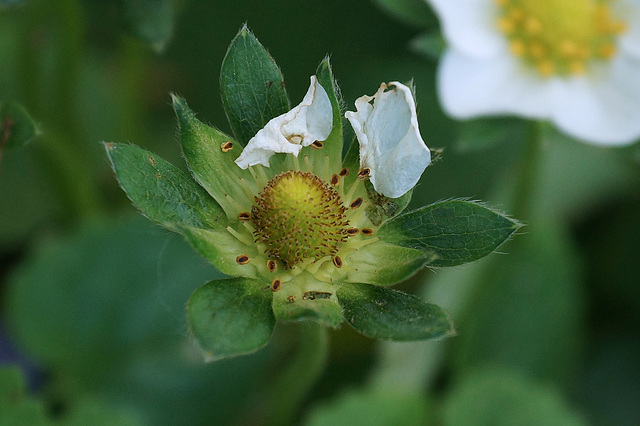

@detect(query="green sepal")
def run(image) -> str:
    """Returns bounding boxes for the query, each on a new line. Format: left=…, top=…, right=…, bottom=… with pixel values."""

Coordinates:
left=172, top=95, right=256, bottom=212
left=379, top=200, right=522, bottom=267
left=364, top=180, right=412, bottom=226
left=342, top=240, right=433, bottom=287
left=105, top=142, right=225, bottom=231
left=336, top=283, right=455, bottom=341
left=220, top=25, right=290, bottom=145
left=272, top=273, right=343, bottom=328
left=0, top=367, right=48, bottom=426
left=1, top=102, right=39, bottom=151
left=456, top=118, right=527, bottom=153
left=187, top=277, right=275, bottom=361
left=178, top=226, right=256, bottom=278
left=120, top=0, right=174, bottom=52
left=304, top=57, right=343, bottom=170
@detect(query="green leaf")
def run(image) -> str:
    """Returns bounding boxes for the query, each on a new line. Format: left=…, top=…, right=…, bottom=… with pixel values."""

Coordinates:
left=455, top=118, right=527, bottom=153
left=0, top=102, right=39, bottom=151
left=305, top=57, right=343, bottom=169
left=343, top=240, right=432, bottom=287
left=443, top=369, right=585, bottom=426
left=105, top=142, right=225, bottom=231
left=337, top=283, right=454, bottom=341
left=120, top=0, right=174, bottom=52
left=172, top=94, right=255, bottom=212
left=379, top=200, right=522, bottom=267
left=305, top=388, right=432, bottom=426
left=411, top=32, right=445, bottom=61
left=0, top=367, right=48, bottom=426
left=220, top=25, right=290, bottom=145
left=187, top=277, right=276, bottom=360
left=365, top=180, right=412, bottom=226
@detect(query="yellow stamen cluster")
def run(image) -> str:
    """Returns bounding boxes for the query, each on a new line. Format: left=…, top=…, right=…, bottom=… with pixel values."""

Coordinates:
left=495, top=0, right=627, bottom=77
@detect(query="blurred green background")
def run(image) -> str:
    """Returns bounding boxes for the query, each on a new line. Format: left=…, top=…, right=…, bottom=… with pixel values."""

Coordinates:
left=1, top=0, right=639, bottom=424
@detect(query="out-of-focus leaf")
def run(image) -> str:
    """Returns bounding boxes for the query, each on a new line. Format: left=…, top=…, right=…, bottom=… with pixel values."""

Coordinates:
left=187, top=277, right=275, bottom=361
left=337, top=283, right=454, bottom=341
left=450, top=219, right=585, bottom=389
left=5, top=217, right=271, bottom=425
left=0, top=366, right=47, bottom=426
left=120, top=0, right=174, bottom=52
left=372, top=0, right=436, bottom=28
left=220, top=25, right=290, bottom=145
left=304, top=388, right=432, bottom=426
left=443, top=368, right=585, bottom=426
left=455, top=118, right=527, bottom=153
left=0, top=102, right=39, bottom=151
left=379, top=200, right=522, bottom=267
left=0, top=0, right=28, bottom=8
left=411, top=32, right=445, bottom=61
left=105, top=142, right=225, bottom=231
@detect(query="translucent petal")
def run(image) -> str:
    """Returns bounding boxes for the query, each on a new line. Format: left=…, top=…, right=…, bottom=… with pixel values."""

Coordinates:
left=428, top=0, right=504, bottom=58
left=235, top=76, right=332, bottom=168
left=437, top=49, right=563, bottom=119
left=346, top=82, right=431, bottom=198
left=616, top=0, right=640, bottom=58
left=551, top=55, right=640, bottom=145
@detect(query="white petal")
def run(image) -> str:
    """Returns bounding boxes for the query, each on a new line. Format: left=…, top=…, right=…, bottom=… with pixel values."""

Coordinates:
left=235, top=76, right=332, bottom=169
left=550, top=55, right=640, bottom=145
left=428, top=0, right=505, bottom=58
left=616, top=0, right=640, bottom=58
left=437, top=49, right=563, bottom=119
left=346, top=82, right=431, bottom=198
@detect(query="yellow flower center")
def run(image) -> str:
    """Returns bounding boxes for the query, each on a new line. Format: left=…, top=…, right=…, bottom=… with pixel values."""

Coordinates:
left=252, top=171, right=349, bottom=268
left=495, top=0, right=627, bottom=77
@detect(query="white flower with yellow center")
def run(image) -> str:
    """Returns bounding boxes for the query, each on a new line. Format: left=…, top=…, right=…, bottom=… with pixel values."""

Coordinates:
left=429, top=0, right=640, bottom=145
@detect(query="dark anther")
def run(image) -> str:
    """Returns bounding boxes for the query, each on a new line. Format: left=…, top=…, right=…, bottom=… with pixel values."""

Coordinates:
left=347, top=227, right=359, bottom=236
left=311, top=140, right=324, bottom=149
left=267, top=259, right=277, bottom=272
left=350, top=197, right=363, bottom=209
left=238, top=212, right=250, bottom=221
left=339, top=168, right=349, bottom=177
left=271, top=279, right=282, bottom=292
left=332, top=256, right=343, bottom=268
left=236, top=254, right=250, bottom=264
left=357, top=168, right=370, bottom=180
left=221, top=141, right=234, bottom=152
left=361, top=228, right=375, bottom=236
left=330, top=174, right=339, bottom=186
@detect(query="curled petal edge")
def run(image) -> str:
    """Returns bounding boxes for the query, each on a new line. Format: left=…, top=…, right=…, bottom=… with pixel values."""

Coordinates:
left=235, top=75, right=332, bottom=169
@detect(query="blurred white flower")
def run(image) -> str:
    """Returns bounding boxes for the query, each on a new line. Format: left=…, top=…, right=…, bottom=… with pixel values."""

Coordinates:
left=235, top=75, right=332, bottom=168
left=346, top=82, right=431, bottom=198
left=429, top=0, right=640, bottom=145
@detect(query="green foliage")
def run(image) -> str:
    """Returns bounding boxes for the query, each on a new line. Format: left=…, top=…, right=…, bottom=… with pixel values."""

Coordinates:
left=120, top=0, right=174, bottom=52
left=305, top=388, right=432, bottom=426
left=220, top=25, right=290, bottom=145
left=443, top=369, right=585, bottom=426
left=455, top=118, right=527, bottom=153
left=0, top=102, right=39, bottom=152
left=337, top=283, right=454, bottom=341
left=379, top=200, right=522, bottom=267
left=5, top=218, right=273, bottom=425
left=105, top=142, right=224, bottom=231
left=450, top=220, right=585, bottom=388
left=411, top=32, right=445, bottom=61
left=0, top=367, right=47, bottom=426
left=187, top=277, right=275, bottom=360
left=372, top=0, right=436, bottom=28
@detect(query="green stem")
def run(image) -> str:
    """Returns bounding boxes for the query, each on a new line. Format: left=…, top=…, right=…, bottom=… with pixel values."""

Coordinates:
left=511, top=120, right=543, bottom=220
left=265, top=322, right=329, bottom=426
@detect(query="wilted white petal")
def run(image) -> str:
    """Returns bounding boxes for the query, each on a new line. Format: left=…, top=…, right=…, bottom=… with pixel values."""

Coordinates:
left=346, top=82, right=431, bottom=198
left=235, top=76, right=332, bottom=169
